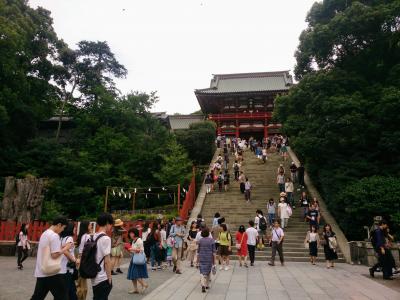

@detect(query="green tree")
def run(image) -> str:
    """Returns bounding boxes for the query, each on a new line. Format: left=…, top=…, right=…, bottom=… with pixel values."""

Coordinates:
left=155, top=139, right=192, bottom=186
left=275, top=0, right=400, bottom=239
left=174, top=121, right=216, bottom=165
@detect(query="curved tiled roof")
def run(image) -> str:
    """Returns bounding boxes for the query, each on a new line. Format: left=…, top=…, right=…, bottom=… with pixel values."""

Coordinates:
left=195, top=71, right=293, bottom=94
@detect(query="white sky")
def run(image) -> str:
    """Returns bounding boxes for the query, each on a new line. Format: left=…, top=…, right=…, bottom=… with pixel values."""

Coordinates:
left=29, top=0, right=316, bottom=114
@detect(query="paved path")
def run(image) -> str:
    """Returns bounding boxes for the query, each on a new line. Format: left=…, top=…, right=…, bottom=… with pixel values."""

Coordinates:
left=144, top=261, right=400, bottom=300
left=0, top=256, right=171, bottom=300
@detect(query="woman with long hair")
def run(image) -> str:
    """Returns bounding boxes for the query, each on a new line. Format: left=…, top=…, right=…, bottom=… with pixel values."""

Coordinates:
left=127, top=228, right=149, bottom=294
left=16, top=223, right=30, bottom=270
left=323, top=224, right=338, bottom=269
left=76, top=220, right=92, bottom=300
left=305, top=225, right=320, bottom=265
left=235, top=225, right=248, bottom=267
left=186, top=221, right=198, bottom=267
left=148, top=221, right=162, bottom=271
left=60, top=222, right=78, bottom=300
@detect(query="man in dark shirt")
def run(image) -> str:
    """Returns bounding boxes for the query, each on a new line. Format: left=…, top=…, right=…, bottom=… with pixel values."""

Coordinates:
left=306, top=204, right=320, bottom=229
left=297, top=163, right=305, bottom=187
left=369, top=220, right=394, bottom=280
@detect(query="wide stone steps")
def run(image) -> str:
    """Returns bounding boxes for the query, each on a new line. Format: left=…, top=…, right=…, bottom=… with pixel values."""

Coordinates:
left=200, top=147, right=344, bottom=263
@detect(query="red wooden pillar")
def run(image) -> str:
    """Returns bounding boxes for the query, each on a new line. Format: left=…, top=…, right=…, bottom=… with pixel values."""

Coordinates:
left=264, top=123, right=269, bottom=139
left=235, top=120, right=239, bottom=137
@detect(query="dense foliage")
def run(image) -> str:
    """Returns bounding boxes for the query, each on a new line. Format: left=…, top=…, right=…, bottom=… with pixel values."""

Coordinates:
left=175, top=121, right=216, bottom=166
left=275, top=0, right=400, bottom=239
left=0, top=0, right=195, bottom=219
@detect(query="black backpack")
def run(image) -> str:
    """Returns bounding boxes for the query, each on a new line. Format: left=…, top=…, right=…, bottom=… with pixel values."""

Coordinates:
left=79, top=233, right=106, bottom=279
left=217, top=175, right=223, bottom=184
left=259, top=217, right=267, bottom=231
left=234, top=164, right=239, bottom=171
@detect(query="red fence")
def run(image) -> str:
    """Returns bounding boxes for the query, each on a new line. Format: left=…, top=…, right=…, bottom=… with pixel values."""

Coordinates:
left=179, top=175, right=196, bottom=220
left=0, top=220, right=147, bottom=243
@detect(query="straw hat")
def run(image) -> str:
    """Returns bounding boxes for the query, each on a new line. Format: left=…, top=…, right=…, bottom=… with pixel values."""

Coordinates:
left=280, top=192, right=287, bottom=197
left=114, top=219, right=124, bottom=227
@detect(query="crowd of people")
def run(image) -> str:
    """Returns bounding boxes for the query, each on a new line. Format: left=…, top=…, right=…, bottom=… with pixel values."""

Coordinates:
left=13, top=134, right=397, bottom=299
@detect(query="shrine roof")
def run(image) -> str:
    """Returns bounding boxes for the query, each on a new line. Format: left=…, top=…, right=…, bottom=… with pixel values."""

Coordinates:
left=195, top=71, right=293, bottom=95
left=167, top=114, right=205, bottom=130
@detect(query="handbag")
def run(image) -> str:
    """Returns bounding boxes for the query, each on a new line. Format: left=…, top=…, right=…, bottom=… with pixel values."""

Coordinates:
left=41, top=245, right=62, bottom=275
left=132, top=252, right=146, bottom=265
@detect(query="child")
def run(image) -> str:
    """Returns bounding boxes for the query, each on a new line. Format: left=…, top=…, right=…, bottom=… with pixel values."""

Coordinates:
left=166, top=236, right=175, bottom=267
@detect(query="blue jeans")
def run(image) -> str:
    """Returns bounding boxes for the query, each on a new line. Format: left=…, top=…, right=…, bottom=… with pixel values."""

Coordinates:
left=268, top=213, right=275, bottom=226
left=150, top=243, right=161, bottom=268
left=279, top=183, right=285, bottom=192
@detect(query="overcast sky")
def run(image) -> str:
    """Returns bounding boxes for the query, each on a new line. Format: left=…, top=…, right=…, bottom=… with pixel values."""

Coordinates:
left=29, top=0, right=316, bottom=114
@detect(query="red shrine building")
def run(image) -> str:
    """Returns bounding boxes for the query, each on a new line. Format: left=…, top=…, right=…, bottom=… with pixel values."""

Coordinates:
left=195, top=71, right=293, bottom=139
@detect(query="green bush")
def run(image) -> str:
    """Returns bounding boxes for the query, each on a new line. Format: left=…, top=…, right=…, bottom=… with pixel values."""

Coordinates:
left=331, top=176, right=400, bottom=240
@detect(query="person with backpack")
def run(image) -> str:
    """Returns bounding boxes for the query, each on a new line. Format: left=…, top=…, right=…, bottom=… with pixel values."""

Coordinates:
left=31, top=216, right=72, bottom=300
left=369, top=220, right=395, bottom=280
left=60, top=222, right=78, bottom=300
left=217, top=172, right=224, bottom=192
left=217, top=224, right=232, bottom=271
left=268, top=220, right=285, bottom=266
left=82, top=213, right=114, bottom=300
left=127, top=227, right=149, bottom=294
left=322, top=224, right=338, bottom=269
left=233, top=160, right=240, bottom=180
left=76, top=221, right=93, bottom=300
left=255, top=210, right=267, bottom=250
left=16, top=223, right=30, bottom=270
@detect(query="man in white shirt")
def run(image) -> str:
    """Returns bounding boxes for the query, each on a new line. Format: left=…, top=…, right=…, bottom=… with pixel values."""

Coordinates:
left=268, top=220, right=285, bottom=266
left=92, top=213, right=114, bottom=300
left=31, top=216, right=73, bottom=300
left=246, top=220, right=258, bottom=266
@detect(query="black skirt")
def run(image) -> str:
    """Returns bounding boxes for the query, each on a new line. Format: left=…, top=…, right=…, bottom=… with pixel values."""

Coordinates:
left=309, top=241, right=318, bottom=257
left=240, top=183, right=245, bottom=193
left=324, top=245, right=338, bottom=260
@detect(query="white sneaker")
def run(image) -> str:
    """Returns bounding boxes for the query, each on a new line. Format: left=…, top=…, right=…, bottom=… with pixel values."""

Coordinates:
left=219, top=266, right=223, bottom=271
left=224, top=266, right=229, bottom=271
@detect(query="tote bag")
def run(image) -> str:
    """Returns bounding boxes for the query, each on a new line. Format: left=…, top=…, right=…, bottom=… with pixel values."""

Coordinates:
left=41, top=245, right=62, bottom=275
left=132, top=252, right=146, bottom=265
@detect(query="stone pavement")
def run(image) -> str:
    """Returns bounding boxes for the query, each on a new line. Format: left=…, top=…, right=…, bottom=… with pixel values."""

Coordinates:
left=143, top=261, right=400, bottom=300
left=0, top=256, right=171, bottom=300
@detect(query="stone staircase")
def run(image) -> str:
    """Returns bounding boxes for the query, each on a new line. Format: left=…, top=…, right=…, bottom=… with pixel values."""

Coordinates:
left=201, top=147, right=345, bottom=263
